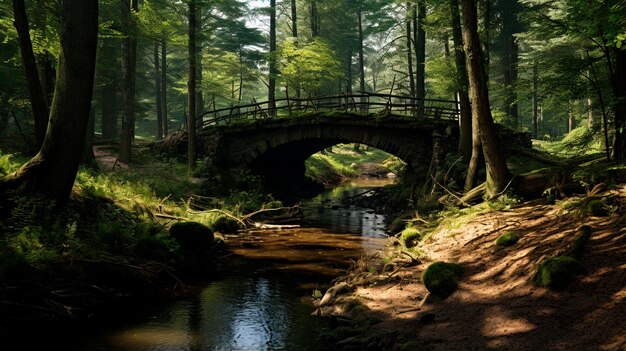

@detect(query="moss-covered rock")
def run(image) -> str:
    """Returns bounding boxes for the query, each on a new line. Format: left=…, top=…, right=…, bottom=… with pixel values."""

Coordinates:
left=135, top=236, right=172, bottom=261
left=495, top=231, right=520, bottom=247
left=209, top=215, right=241, bottom=234
left=421, top=262, right=464, bottom=299
left=533, top=255, right=583, bottom=290
left=569, top=225, right=592, bottom=259
left=401, top=227, right=422, bottom=248
left=169, top=221, right=214, bottom=252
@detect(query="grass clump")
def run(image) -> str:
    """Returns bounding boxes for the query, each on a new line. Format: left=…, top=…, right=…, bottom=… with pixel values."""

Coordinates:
left=209, top=215, right=241, bottom=234
left=533, top=256, right=583, bottom=290
left=495, top=231, right=520, bottom=247
left=421, top=262, right=464, bottom=299
left=401, top=227, right=422, bottom=248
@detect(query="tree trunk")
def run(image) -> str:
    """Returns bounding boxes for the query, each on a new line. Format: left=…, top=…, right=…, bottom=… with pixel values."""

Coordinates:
left=532, top=61, right=539, bottom=138
left=479, top=0, right=490, bottom=77
left=358, top=8, right=366, bottom=95
left=38, top=52, right=55, bottom=108
left=161, top=38, right=168, bottom=137
left=1, top=0, right=99, bottom=204
left=415, top=0, right=426, bottom=101
left=291, top=0, right=298, bottom=37
left=81, top=105, right=98, bottom=169
left=450, top=0, right=472, bottom=162
left=406, top=5, right=415, bottom=98
left=12, top=0, right=49, bottom=149
left=120, top=0, right=138, bottom=164
left=311, top=1, right=319, bottom=37
left=611, top=47, right=626, bottom=160
left=501, top=0, right=520, bottom=129
left=462, top=0, right=511, bottom=197
left=0, top=109, right=9, bottom=137
left=195, top=7, right=204, bottom=121
left=101, top=80, right=117, bottom=140
left=268, top=0, right=277, bottom=114
left=154, top=42, right=163, bottom=139
left=187, top=0, right=197, bottom=173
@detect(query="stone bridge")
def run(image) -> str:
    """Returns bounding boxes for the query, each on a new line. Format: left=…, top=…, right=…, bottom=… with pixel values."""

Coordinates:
left=198, top=111, right=459, bottom=197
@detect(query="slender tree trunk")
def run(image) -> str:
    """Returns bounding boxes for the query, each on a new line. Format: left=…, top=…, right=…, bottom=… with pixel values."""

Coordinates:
left=358, top=8, right=366, bottom=95
left=587, top=97, right=593, bottom=128
left=568, top=102, right=575, bottom=133
left=239, top=51, right=244, bottom=102
left=82, top=105, right=98, bottom=169
left=462, top=0, right=511, bottom=196
left=532, top=61, right=539, bottom=138
left=188, top=0, right=197, bottom=173
left=611, top=47, right=626, bottom=160
left=39, top=52, right=54, bottom=108
left=450, top=0, right=472, bottom=162
left=12, top=0, right=49, bottom=149
left=154, top=43, right=163, bottom=139
left=501, top=0, right=520, bottom=129
left=346, top=49, right=353, bottom=93
left=415, top=0, right=426, bottom=102
left=101, top=80, right=117, bottom=140
left=1, top=0, right=99, bottom=204
left=311, top=1, right=319, bottom=37
left=291, top=0, right=298, bottom=37
left=479, top=0, right=490, bottom=77
left=120, top=0, right=138, bottom=163
left=406, top=5, right=415, bottom=98
left=268, top=0, right=277, bottom=114
left=161, top=38, right=168, bottom=137
left=195, top=7, right=204, bottom=120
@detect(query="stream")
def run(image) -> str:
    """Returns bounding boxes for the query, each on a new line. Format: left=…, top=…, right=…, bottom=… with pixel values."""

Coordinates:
left=14, top=179, right=394, bottom=350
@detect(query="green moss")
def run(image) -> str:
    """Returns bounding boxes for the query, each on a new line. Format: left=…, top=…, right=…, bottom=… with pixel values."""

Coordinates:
left=421, top=262, right=464, bottom=299
left=401, top=227, right=422, bottom=248
left=533, top=256, right=583, bottom=290
left=569, top=225, right=592, bottom=260
left=587, top=199, right=609, bottom=216
left=209, top=215, right=241, bottom=234
left=495, top=231, right=520, bottom=247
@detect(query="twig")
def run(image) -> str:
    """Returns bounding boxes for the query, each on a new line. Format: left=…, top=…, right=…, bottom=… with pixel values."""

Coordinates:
left=187, top=209, right=248, bottom=228
left=431, top=174, right=470, bottom=207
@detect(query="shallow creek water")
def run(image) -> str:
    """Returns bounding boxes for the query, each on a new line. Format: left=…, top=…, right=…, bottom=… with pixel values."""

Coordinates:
left=18, top=179, right=393, bottom=350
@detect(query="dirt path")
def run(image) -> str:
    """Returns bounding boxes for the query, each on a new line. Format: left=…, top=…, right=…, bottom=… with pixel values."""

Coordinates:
left=319, top=187, right=626, bottom=350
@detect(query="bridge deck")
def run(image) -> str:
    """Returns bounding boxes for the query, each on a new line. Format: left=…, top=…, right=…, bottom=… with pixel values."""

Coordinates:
left=198, top=92, right=460, bottom=129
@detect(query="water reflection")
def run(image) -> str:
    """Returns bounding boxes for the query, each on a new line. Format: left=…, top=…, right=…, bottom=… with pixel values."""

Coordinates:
left=302, top=178, right=394, bottom=236
left=23, top=180, right=391, bottom=351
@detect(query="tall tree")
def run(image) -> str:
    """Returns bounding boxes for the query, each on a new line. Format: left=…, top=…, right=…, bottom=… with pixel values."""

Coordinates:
left=161, top=39, right=168, bottom=137
left=499, top=0, right=521, bottom=129
left=406, top=4, right=415, bottom=97
left=187, top=0, right=197, bottom=173
left=414, top=0, right=426, bottom=101
left=154, top=42, right=163, bottom=139
left=268, top=0, right=277, bottom=114
left=119, top=0, right=138, bottom=163
left=1, top=0, right=99, bottom=204
left=450, top=0, right=472, bottom=162
left=12, top=0, right=49, bottom=149
left=462, top=0, right=512, bottom=196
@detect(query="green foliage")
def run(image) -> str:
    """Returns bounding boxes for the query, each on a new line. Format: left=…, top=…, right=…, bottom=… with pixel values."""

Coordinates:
left=495, top=231, right=520, bottom=247
left=533, top=256, right=583, bottom=290
left=135, top=235, right=175, bottom=261
left=421, top=262, right=464, bottom=299
left=312, top=289, right=323, bottom=299
left=278, top=38, right=343, bottom=96
left=401, top=227, right=422, bottom=248
left=487, top=192, right=521, bottom=211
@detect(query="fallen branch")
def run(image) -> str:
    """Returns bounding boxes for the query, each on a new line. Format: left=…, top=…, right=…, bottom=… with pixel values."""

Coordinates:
left=187, top=208, right=249, bottom=228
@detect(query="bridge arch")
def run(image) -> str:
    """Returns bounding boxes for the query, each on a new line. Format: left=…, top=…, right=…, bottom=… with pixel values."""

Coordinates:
left=200, top=114, right=458, bottom=199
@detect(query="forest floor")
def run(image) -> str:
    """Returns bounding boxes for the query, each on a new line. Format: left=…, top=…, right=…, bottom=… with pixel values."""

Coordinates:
left=317, top=187, right=626, bottom=350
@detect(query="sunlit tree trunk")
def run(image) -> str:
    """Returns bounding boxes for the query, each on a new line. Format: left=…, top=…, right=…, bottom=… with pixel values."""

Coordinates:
left=450, top=0, right=472, bottom=162
left=532, top=61, right=539, bottom=138
left=462, top=0, right=511, bottom=196
left=161, top=38, right=168, bottom=137
left=268, top=0, right=277, bottom=114
left=406, top=4, right=415, bottom=98
left=154, top=42, right=163, bottom=139
left=120, top=0, right=138, bottom=163
left=1, top=0, right=99, bottom=204
left=12, top=0, right=49, bottom=149
left=188, top=0, right=197, bottom=173
left=611, top=47, right=626, bottom=160
left=415, top=0, right=426, bottom=102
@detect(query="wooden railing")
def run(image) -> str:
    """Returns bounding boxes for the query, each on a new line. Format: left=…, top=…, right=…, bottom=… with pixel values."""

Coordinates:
left=198, top=92, right=460, bottom=129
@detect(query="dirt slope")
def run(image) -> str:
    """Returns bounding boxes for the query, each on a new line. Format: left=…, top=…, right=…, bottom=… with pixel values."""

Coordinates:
left=319, top=186, right=626, bottom=350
